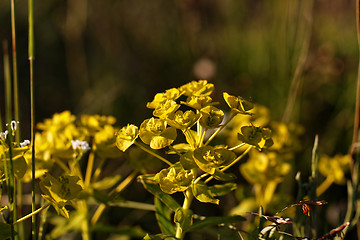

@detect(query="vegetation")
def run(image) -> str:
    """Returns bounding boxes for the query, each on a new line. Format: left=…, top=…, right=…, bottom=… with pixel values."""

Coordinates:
left=0, top=0, right=360, bottom=239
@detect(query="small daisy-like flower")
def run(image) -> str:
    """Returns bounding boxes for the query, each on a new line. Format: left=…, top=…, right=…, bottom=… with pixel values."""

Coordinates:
left=6, top=120, right=19, bottom=132
left=71, top=140, right=91, bottom=152
left=20, top=140, right=31, bottom=148
left=0, top=130, right=9, bottom=141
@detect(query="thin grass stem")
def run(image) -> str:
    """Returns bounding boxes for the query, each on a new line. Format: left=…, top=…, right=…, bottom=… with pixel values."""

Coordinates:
left=282, top=0, right=314, bottom=123
left=28, top=0, right=36, bottom=237
left=3, top=40, right=16, bottom=240
left=14, top=203, right=50, bottom=224
left=84, top=150, right=95, bottom=187
left=204, top=112, right=237, bottom=146
left=134, top=141, right=172, bottom=166
left=10, top=2, right=23, bottom=238
left=91, top=170, right=138, bottom=225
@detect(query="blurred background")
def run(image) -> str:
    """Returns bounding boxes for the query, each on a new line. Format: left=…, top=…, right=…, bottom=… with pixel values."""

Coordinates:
left=0, top=0, right=357, bottom=155
left=0, top=0, right=358, bottom=238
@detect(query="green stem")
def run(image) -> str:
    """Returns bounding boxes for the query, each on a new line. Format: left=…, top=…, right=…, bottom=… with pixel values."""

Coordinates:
left=28, top=0, right=36, bottom=237
left=229, top=142, right=245, bottom=151
left=14, top=203, right=50, bottom=224
left=54, top=158, right=70, bottom=173
left=92, top=157, right=106, bottom=182
left=204, top=112, right=237, bottom=146
left=3, top=40, right=16, bottom=240
left=91, top=170, right=138, bottom=225
left=11, top=0, right=20, bottom=143
left=175, top=169, right=196, bottom=239
left=79, top=200, right=91, bottom=240
left=134, top=141, right=172, bottom=166
left=316, top=176, right=333, bottom=197
left=84, top=150, right=95, bottom=187
left=221, top=145, right=252, bottom=172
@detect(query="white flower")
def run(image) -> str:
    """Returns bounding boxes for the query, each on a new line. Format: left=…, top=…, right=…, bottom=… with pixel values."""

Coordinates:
left=0, top=130, right=9, bottom=141
left=71, top=140, right=91, bottom=152
left=6, top=121, right=19, bottom=132
left=20, top=140, right=31, bottom=148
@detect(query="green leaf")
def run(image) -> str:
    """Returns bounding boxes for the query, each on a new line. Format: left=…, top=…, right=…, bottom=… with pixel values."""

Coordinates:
left=174, top=208, right=193, bottom=232
left=155, top=198, right=175, bottom=236
left=143, top=234, right=177, bottom=240
left=47, top=212, right=85, bottom=238
left=192, top=181, right=219, bottom=205
left=91, top=188, right=112, bottom=204
left=91, top=175, right=121, bottom=190
left=92, top=224, right=146, bottom=238
left=213, top=169, right=236, bottom=182
left=0, top=222, right=14, bottom=240
left=208, top=183, right=237, bottom=197
left=139, top=176, right=180, bottom=211
left=183, top=129, right=198, bottom=149
left=188, top=215, right=246, bottom=231
left=180, top=151, right=198, bottom=170
left=12, top=155, right=28, bottom=179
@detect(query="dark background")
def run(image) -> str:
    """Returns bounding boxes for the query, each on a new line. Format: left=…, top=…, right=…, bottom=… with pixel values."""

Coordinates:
left=0, top=0, right=358, bottom=238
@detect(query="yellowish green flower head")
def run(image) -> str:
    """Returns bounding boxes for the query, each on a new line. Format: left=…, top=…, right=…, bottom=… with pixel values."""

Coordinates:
left=199, top=106, right=224, bottom=129
left=92, top=124, right=121, bottom=158
left=40, top=174, right=83, bottom=218
left=146, top=88, right=182, bottom=109
left=80, top=114, right=116, bottom=134
left=238, top=125, right=273, bottom=150
left=116, top=124, right=139, bottom=152
left=167, top=110, right=200, bottom=130
left=240, top=150, right=291, bottom=185
left=37, top=111, right=76, bottom=133
left=153, top=99, right=180, bottom=119
left=193, top=146, right=236, bottom=174
left=269, top=122, right=303, bottom=154
left=139, top=118, right=177, bottom=149
left=225, top=105, right=271, bottom=152
left=319, top=154, right=351, bottom=184
left=154, top=163, right=194, bottom=194
left=182, top=95, right=215, bottom=110
left=223, top=92, right=254, bottom=114
left=180, top=80, right=214, bottom=97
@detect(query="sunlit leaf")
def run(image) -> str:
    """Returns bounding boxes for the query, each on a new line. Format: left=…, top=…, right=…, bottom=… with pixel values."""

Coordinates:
left=155, top=198, right=175, bottom=236
left=192, top=181, right=219, bottom=205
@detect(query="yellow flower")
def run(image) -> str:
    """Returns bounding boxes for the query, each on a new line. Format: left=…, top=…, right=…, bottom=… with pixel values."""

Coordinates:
left=319, top=154, right=351, bottom=184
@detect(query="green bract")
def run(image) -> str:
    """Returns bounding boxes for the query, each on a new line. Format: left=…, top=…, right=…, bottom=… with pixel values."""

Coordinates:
left=154, top=163, right=194, bottom=194
left=180, top=80, right=214, bottom=97
left=40, top=174, right=83, bottom=203
left=167, top=110, right=200, bottom=130
left=40, top=174, right=83, bottom=218
left=238, top=125, right=273, bottom=150
left=116, top=124, right=139, bottom=152
left=193, top=146, right=236, bottom=174
left=139, top=118, right=177, bottom=149
left=199, top=106, right=224, bottom=129
left=223, top=92, right=254, bottom=114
